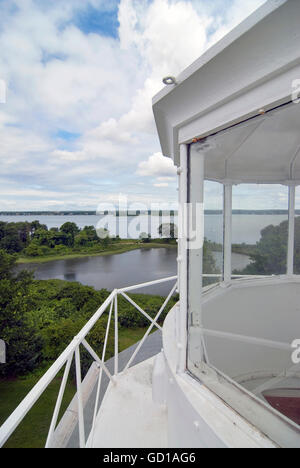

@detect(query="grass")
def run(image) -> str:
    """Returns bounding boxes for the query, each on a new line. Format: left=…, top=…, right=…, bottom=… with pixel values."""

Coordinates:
left=118, top=326, right=154, bottom=351
left=17, top=242, right=176, bottom=264
left=0, top=373, right=76, bottom=448
left=0, top=326, right=150, bottom=448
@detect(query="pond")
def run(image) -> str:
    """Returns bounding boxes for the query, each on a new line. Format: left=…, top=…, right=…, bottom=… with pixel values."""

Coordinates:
left=17, top=248, right=251, bottom=296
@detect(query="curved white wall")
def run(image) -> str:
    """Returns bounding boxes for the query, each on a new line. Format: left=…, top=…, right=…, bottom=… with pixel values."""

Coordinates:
left=201, top=279, right=300, bottom=383
left=161, top=303, right=277, bottom=448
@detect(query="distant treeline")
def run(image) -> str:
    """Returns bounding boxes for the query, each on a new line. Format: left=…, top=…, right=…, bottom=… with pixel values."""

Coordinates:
left=0, top=210, right=299, bottom=216
left=0, top=211, right=176, bottom=216
left=0, top=211, right=97, bottom=216
left=205, top=210, right=300, bottom=215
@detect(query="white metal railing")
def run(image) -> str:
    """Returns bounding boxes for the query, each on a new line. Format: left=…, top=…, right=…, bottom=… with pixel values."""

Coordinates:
left=0, top=276, right=177, bottom=449
left=0, top=272, right=285, bottom=448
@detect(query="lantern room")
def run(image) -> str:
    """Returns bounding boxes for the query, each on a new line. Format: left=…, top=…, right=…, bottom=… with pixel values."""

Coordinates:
left=153, top=0, right=300, bottom=447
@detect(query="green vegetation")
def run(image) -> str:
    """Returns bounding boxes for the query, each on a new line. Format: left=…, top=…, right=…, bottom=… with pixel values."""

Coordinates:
left=205, top=240, right=257, bottom=257
left=0, top=251, right=42, bottom=377
left=17, top=241, right=176, bottom=264
left=0, top=251, right=179, bottom=380
left=231, top=243, right=257, bottom=256
left=0, top=327, right=151, bottom=448
left=234, top=216, right=300, bottom=275
left=158, top=223, right=178, bottom=242
left=0, top=215, right=296, bottom=446
left=0, top=219, right=219, bottom=447
left=0, top=373, right=76, bottom=448
left=3, top=212, right=295, bottom=446
left=0, top=220, right=181, bottom=264
left=207, top=217, right=300, bottom=276
left=0, top=220, right=224, bottom=272
left=0, top=219, right=129, bottom=259
left=22, top=222, right=115, bottom=258
left=0, top=249, right=180, bottom=447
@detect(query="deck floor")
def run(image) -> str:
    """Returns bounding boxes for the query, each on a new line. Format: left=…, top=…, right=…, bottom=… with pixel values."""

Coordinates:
left=67, top=331, right=163, bottom=448
left=87, top=357, right=168, bottom=448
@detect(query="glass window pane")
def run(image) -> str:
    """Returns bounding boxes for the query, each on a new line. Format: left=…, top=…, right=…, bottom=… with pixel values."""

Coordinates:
left=187, top=117, right=299, bottom=446
left=294, top=187, right=300, bottom=274
left=204, top=181, right=223, bottom=285
left=232, top=185, right=288, bottom=276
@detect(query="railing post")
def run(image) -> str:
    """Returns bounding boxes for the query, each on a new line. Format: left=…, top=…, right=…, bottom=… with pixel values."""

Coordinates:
left=177, top=144, right=188, bottom=374
left=45, top=353, right=73, bottom=448
left=287, top=185, right=296, bottom=276
left=223, top=183, right=232, bottom=284
left=187, top=144, right=207, bottom=366
left=75, top=345, right=85, bottom=448
left=114, top=294, right=118, bottom=375
left=123, top=281, right=178, bottom=373
left=90, top=300, right=114, bottom=447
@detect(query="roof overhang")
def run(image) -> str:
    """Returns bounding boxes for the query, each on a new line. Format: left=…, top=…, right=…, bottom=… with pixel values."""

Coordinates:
left=152, top=0, right=300, bottom=179
left=193, top=101, right=300, bottom=185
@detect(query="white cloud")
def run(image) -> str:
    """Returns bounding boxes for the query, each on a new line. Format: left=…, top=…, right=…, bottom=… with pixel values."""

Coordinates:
left=105, top=0, right=267, bottom=143
left=0, top=0, right=268, bottom=210
left=137, top=152, right=177, bottom=178
left=88, top=118, right=138, bottom=145
left=115, top=0, right=213, bottom=135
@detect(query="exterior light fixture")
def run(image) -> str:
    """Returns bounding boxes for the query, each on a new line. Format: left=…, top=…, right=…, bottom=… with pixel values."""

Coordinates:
left=163, top=76, right=177, bottom=86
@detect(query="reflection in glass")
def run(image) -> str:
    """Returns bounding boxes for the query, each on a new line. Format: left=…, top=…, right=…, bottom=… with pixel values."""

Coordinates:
left=232, top=185, right=288, bottom=277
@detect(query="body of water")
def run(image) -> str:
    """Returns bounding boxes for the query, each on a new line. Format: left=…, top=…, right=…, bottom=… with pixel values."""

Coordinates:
left=17, top=248, right=251, bottom=295
left=17, top=248, right=177, bottom=296
left=8, top=213, right=285, bottom=294
left=212, top=251, right=251, bottom=272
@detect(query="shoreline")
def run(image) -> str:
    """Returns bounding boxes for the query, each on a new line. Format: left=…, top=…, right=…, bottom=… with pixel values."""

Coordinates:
left=16, top=242, right=252, bottom=266
left=16, top=242, right=177, bottom=264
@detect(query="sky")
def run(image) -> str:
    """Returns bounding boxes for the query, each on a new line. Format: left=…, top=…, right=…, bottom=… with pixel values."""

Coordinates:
left=1, top=0, right=289, bottom=213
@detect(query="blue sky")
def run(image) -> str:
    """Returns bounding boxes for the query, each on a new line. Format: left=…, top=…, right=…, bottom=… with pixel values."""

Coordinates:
left=74, top=3, right=120, bottom=37
left=1, top=0, right=286, bottom=213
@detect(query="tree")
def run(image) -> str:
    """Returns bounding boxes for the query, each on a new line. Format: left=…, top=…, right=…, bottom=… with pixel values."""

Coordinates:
left=0, top=250, right=16, bottom=279
left=30, top=220, right=48, bottom=236
left=60, top=222, right=80, bottom=247
left=96, top=228, right=111, bottom=249
left=23, top=243, right=42, bottom=257
left=158, top=223, right=178, bottom=242
left=234, top=217, right=300, bottom=276
left=74, top=227, right=98, bottom=248
left=0, top=250, right=42, bottom=377
left=139, top=233, right=151, bottom=243
left=14, top=222, right=31, bottom=246
left=74, top=231, right=89, bottom=247
left=96, top=227, right=110, bottom=240
left=0, top=222, right=29, bottom=253
left=31, top=228, right=50, bottom=246
left=29, top=228, right=71, bottom=250
left=203, top=240, right=219, bottom=276
left=82, top=226, right=98, bottom=239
